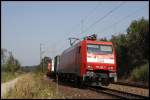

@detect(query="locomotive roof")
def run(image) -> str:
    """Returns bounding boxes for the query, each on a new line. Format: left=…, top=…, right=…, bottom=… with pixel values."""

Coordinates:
left=86, top=40, right=113, bottom=45
left=62, top=41, right=81, bottom=54
left=61, top=40, right=113, bottom=55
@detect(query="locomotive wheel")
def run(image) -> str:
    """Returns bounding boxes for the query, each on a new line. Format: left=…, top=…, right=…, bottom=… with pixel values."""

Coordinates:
left=101, top=78, right=109, bottom=86
left=76, top=77, right=85, bottom=89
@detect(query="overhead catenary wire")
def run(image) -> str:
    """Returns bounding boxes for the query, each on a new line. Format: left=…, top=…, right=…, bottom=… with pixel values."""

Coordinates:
left=76, top=1, right=126, bottom=38
left=55, top=2, right=126, bottom=53
left=96, top=6, right=146, bottom=39
left=98, top=6, right=146, bottom=34
left=82, top=2, right=101, bottom=22
left=57, top=2, right=101, bottom=41
left=46, top=2, right=102, bottom=55
left=100, top=10, right=146, bottom=39
left=64, top=2, right=102, bottom=38
left=80, top=1, right=101, bottom=34
left=44, top=22, right=80, bottom=57
left=46, top=2, right=145, bottom=58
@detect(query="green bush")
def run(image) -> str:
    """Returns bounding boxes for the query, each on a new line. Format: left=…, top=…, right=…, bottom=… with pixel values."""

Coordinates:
left=1, top=72, right=16, bottom=83
left=130, top=62, right=149, bottom=82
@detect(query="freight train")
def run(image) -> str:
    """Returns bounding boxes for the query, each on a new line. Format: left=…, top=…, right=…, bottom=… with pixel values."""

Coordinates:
left=47, top=34, right=117, bottom=86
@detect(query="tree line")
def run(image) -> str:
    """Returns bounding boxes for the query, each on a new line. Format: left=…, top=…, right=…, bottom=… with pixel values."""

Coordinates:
left=99, top=17, right=149, bottom=82
left=1, top=49, right=21, bottom=72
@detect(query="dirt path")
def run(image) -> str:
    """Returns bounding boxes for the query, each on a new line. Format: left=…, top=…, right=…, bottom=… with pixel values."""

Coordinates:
left=1, top=74, right=27, bottom=97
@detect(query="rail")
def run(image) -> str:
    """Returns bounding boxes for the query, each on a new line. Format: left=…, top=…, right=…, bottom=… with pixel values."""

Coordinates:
left=112, top=81, right=148, bottom=89
left=87, top=86, right=149, bottom=99
left=45, top=75, right=149, bottom=99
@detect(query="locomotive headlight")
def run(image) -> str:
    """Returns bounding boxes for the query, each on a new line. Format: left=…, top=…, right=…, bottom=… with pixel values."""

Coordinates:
left=96, top=66, right=99, bottom=68
left=88, top=65, right=91, bottom=68
left=87, top=66, right=93, bottom=70
left=111, top=67, right=113, bottom=70
left=100, top=66, right=104, bottom=69
left=108, top=66, right=113, bottom=70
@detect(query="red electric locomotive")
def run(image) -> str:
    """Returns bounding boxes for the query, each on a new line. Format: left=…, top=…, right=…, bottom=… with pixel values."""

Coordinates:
left=57, top=34, right=117, bottom=86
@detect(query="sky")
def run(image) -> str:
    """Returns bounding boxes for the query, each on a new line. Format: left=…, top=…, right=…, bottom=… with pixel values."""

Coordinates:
left=1, top=1, right=149, bottom=66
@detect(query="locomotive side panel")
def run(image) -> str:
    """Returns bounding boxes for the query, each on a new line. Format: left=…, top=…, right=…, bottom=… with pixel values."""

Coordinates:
left=74, top=46, right=81, bottom=76
left=80, top=40, right=87, bottom=77
left=58, top=43, right=81, bottom=76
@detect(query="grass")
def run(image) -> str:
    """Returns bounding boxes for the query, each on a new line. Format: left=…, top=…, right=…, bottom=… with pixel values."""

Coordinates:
left=3, top=71, right=66, bottom=99
left=1, top=70, right=25, bottom=83
left=129, top=62, right=149, bottom=83
left=1, top=72, right=16, bottom=83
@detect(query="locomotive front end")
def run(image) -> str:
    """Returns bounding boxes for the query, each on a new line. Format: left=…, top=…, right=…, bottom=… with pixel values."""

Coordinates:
left=84, top=41, right=117, bottom=86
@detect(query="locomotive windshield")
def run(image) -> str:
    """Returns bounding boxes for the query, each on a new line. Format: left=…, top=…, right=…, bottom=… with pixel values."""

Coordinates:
left=87, top=44, right=113, bottom=54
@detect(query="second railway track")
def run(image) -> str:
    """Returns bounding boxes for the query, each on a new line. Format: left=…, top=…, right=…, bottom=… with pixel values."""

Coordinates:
left=45, top=76, right=149, bottom=99
left=112, top=81, right=149, bottom=89
left=87, top=86, right=149, bottom=99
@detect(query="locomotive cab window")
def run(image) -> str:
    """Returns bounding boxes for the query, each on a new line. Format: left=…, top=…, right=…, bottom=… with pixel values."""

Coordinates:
left=87, top=44, right=113, bottom=54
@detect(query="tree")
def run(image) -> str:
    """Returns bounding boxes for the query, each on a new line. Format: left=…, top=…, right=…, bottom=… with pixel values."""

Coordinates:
left=109, top=17, right=149, bottom=78
left=4, top=51, right=21, bottom=72
left=110, top=34, right=128, bottom=77
left=98, top=37, right=108, bottom=41
left=126, top=17, right=149, bottom=67
left=1, top=48, right=7, bottom=65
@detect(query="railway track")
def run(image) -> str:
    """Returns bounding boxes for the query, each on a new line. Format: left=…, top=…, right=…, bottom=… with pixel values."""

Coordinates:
left=112, top=81, right=148, bottom=89
left=46, top=76, right=149, bottom=99
left=88, top=86, right=149, bottom=99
